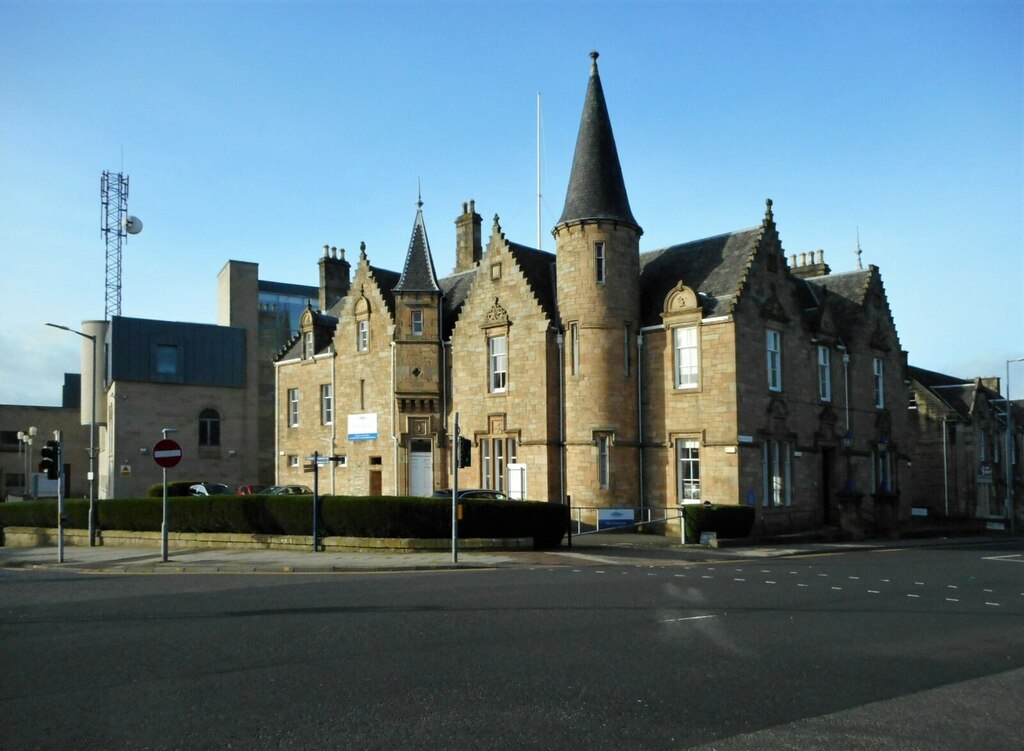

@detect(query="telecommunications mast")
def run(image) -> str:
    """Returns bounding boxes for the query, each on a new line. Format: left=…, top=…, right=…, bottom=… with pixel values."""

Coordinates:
left=100, top=171, right=142, bottom=319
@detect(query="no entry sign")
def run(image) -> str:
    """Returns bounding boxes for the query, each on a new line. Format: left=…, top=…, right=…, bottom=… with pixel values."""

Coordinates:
left=153, top=439, right=183, bottom=468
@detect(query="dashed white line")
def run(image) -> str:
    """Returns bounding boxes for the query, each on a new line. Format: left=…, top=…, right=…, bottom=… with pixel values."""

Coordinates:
left=908, top=594, right=920, bottom=598
left=660, top=615, right=717, bottom=624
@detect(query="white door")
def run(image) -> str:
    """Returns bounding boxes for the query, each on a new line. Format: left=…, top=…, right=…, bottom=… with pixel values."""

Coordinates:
left=409, top=444, right=433, bottom=497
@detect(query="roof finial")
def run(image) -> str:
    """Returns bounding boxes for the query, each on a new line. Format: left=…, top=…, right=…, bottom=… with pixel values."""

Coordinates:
left=856, top=227, right=863, bottom=270
left=359, top=241, right=367, bottom=260
left=765, top=197, right=774, bottom=222
left=417, top=178, right=423, bottom=210
left=590, top=50, right=599, bottom=74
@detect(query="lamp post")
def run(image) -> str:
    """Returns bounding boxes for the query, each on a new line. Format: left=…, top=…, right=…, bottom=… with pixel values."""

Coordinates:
left=46, top=323, right=98, bottom=546
left=842, top=431, right=854, bottom=493
left=1006, top=357, right=1023, bottom=536
left=21, top=427, right=37, bottom=497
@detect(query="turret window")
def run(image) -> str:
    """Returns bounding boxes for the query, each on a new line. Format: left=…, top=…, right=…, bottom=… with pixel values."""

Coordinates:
left=597, top=434, right=610, bottom=489
left=412, top=310, right=423, bottom=336
left=595, top=242, right=606, bottom=284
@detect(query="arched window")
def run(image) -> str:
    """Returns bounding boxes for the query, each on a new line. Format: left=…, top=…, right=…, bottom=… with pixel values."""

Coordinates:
left=199, top=408, right=221, bottom=447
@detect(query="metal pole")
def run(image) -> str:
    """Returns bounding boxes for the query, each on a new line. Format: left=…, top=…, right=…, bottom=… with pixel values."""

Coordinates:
left=57, top=431, right=65, bottom=563
left=452, top=413, right=459, bottom=564
left=88, top=334, right=97, bottom=545
left=160, top=427, right=175, bottom=562
left=312, top=451, right=319, bottom=552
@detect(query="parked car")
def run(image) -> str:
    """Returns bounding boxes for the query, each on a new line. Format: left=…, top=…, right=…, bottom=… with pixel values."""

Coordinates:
left=266, top=485, right=312, bottom=495
left=236, top=484, right=268, bottom=495
left=189, top=482, right=232, bottom=496
left=431, top=489, right=511, bottom=501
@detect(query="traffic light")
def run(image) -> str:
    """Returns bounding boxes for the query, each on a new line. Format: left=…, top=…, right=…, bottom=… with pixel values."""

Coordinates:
left=458, top=437, right=472, bottom=468
left=39, top=440, right=60, bottom=480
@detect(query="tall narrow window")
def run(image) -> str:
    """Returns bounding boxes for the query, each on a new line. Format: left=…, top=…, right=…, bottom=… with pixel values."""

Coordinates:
left=359, top=379, right=365, bottom=411
left=493, top=438, right=505, bottom=493
left=873, top=358, right=885, bottom=408
left=597, top=435, right=610, bottom=489
left=595, top=241, right=606, bottom=284
left=488, top=335, right=507, bottom=393
left=411, top=310, right=423, bottom=336
left=570, top=323, right=580, bottom=375
left=303, top=331, right=315, bottom=359
left=320, top=383, right=333, bottom=425
left=674, top=326, right=699, bottom=389
left=676, top=439, right=700, bottom=501
left=287, top=388, right=299, bottom=427
left=762, top=440, right=791, bottom=506
left=818, top=346, right=832, bottom=402
left=624, top=324, right=632, bottom=377
left=873, top=446, right=892, bottom=492
left=198, top=408, right=221, bottom=447
left=357, top=320, right=369, bottom=352
left=766, top=330, right=782, bottom=392
left=481, top=440, right=491, bottom=489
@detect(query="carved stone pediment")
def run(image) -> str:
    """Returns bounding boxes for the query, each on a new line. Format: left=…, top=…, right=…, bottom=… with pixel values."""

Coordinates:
left=483, top=297, right=510, bottom=328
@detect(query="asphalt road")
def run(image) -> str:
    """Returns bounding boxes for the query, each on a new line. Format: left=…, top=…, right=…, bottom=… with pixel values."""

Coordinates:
left=2, top=540, right=1022, bottom=750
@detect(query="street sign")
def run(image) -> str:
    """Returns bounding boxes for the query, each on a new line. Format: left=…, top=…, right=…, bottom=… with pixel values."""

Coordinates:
left=153, top=439, right=183, bottom=468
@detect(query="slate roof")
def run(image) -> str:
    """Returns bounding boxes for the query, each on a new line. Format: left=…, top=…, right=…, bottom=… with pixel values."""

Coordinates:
left=439, top=270, right=475, bottom=339
left=556, top=52, right=638, bottom=231
left=803, top=269, right=874, bottom=337
left=393, top=204, right=440, bottom=293
left=638, top=226, right=762, bottom=326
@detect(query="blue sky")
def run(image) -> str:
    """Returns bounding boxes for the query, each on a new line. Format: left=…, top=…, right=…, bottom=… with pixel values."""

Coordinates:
left=2, top=0, right=1022, bottom=404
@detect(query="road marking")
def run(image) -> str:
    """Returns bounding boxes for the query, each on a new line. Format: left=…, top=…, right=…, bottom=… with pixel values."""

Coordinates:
left=948, top=585, right=958, bottom=589
left=983, top=554, right=1024, bottom=563
left=831, top=586, right=842, bottom=590
left=660, top=615, right=717, bottom=624
left=734, top=578, right=746, bottom=582
left=765, top=580, right=776, bottom=585
left=849, top=576, right=860, bottom=580
left=985, top=602, right=1001, bottom=607
left=868, top=590, right=880, bottom=594
left=908, top=594, right=920, bottom=598
left=797, top=583, right=809, bottom=588
left=914, top=581, right=924, bottom=585
left=946, top=598, right=959, bottom=602
left=983, top=588, right=993, bottom=593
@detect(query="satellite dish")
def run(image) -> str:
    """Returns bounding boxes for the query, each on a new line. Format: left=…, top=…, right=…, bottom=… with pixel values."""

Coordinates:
left=123, top=216, right=143, bottom=234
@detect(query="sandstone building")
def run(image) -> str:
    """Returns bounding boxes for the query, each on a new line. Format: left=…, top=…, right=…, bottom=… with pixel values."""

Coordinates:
left=273, top=52, right=912, bottom=535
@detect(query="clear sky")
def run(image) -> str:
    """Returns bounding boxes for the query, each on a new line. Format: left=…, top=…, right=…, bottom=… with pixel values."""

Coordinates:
left=1, top=0, right=1021, bottom=405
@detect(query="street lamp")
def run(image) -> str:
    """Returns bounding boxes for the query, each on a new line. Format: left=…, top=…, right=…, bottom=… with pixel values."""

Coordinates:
left=1006, top=357, right=1023, bottom=536
left=842, top=431, right=854, bottom=493
left=46, top=323, right=98, bottom=545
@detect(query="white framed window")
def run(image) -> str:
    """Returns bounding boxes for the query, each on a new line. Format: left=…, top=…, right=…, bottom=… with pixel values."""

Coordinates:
left=288, top=454, right=299, bottom=468
left=481, top=440, right=491, bottom=489
left=676, top=439, right=700, bottom=501
left=320, top=383, right=333, bottom=425
left=818, top=345, right=832, bottom=402
left=595, top=241, right=606, bottom=284
left=674, top=326, right=699, bottom=389
left=488, top=335, right=507, bottom=393
left=411, top=310, right=423, bottom=336
left=597, top=435, right=610, bottom=489
left=357, top=320, right=369, bottom=352
left=873, top=358, right=885, bottom=408
left=766, top=329, right=782, bottom=392
left=287, top=388, right=299, bottom=427
left=303, top=331, right=315, bottom=359
left=762, top=440, right=791, bottom=506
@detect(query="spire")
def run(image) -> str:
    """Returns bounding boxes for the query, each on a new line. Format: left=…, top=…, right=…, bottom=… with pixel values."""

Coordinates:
left=394, top=194, right=440, bottom=293
left=556, top=51, right=639, bottom=231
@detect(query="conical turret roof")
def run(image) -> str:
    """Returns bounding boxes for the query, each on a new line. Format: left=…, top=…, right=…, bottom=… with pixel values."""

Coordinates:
left=394, top=196, right=440, bottom=293
left=556, top=51, right=639, bottom=231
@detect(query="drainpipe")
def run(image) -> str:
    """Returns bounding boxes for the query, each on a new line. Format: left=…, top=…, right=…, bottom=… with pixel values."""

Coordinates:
left=555, top=331, right=565, bottom=506
left=330, top=344, right=337, bottom=495
left=391, top=339, right=398, bottom=495
left=637, top=332, right=644, bottom=518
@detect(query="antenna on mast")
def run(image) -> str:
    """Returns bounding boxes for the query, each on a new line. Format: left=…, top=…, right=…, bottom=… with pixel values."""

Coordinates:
left=101, top=170, right=142, bottom=320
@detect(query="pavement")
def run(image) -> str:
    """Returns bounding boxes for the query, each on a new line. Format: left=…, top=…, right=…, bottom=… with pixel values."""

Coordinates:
left=0, top=531, right=1011, bottom=574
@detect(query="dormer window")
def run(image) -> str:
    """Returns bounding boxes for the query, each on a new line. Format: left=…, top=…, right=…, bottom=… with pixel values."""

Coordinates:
left=303, top=331, right=315, bottom=359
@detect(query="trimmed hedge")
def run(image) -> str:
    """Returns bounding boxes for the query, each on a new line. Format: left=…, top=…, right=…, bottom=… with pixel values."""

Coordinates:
left=681, top=503, right=755, bottom=544
left=0, top=495, right=570, bottom=550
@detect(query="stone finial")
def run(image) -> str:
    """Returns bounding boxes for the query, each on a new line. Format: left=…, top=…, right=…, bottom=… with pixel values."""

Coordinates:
left=493, top=213, right=501, bottom=232
left=360, top=241, right=367, bottom=260
left=765, top=197, right=774, bottom=221
left=590, top=50, right=599, bottom=74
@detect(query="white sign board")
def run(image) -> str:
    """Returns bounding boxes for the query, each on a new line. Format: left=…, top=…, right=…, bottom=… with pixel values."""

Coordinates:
left=508, top=463, right=527, bottom=500
left=347, top=413, right=378, bottom=441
